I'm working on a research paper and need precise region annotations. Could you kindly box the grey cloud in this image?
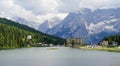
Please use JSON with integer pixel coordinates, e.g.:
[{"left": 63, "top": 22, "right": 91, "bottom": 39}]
[
  {"left": 13, "top": 0, "right": 120, "bottom": 14},
  {"left": 79, "top": 0, "right": 120, "bottom": 10},
  {"left": 56, "top": 0, "right": 81, "bottom": 13},
  {"left": 1, "top": 0, "right": 120, "bottom": 24},
  {"left": 14, "top": 0, "right": 58, "bottom": 15}
]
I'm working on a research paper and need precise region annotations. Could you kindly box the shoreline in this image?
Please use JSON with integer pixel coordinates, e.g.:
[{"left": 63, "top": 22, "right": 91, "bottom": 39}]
[
  {"left": 80, "top": 46, "right": 120, "bottom": 52},
  {"left": 1, "top": 46, "right": 120, "bottom": 52},
  {"left": 0, "top": 46, "right": 32, "bottom": 50}
]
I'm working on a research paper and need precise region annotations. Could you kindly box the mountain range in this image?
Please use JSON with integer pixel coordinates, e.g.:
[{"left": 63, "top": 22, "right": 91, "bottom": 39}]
[
  {"left": 46, "top": 8, "right": 120, "bottom": 44},
  {"left": 10, "top": 8, "right": 120, "bottom": 44}
]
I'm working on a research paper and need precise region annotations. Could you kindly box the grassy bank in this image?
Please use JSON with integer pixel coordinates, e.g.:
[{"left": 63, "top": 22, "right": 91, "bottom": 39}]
[
  {"left": 0, "top": 48, "right": 16, "bottom": 50},
  {"left": 80, "top": 46, "right": 120, "bottom": 52},
  {"left": 0, "top": 46, "right": 32, "bottom": 50}
]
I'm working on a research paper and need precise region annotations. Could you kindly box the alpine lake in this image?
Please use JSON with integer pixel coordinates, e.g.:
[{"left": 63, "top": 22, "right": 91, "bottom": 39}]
[{"left": 0, "top": 47, "right": 120, "bottom": 66}]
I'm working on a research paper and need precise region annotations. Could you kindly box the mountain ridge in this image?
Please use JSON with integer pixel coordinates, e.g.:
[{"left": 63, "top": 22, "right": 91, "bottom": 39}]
[{"left": 46, "top": 8, "right": 120, "bottom": 44}]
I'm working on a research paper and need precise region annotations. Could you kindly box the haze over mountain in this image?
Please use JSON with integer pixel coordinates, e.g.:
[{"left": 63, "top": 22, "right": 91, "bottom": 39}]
[{"left": 12, "top": 17, "right": 40, "bottom": 30}]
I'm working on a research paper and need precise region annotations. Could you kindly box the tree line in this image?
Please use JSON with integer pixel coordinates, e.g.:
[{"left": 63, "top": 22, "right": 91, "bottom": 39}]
[{"left": 102, "top": 34, "right": 120, "bottom": 45}]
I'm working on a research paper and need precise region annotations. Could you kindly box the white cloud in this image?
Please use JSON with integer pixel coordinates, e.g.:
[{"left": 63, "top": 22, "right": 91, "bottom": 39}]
[
  {"left": 14, "top": 0, "right": 59, "bottom": 15},
  {"left": 0, "top": 0, "right": 67, "bottom": 24},
  {"left": 79, "top": 0, "right": 120, "bottom": 10},
  {"left": 0, "top": 0, "right": 42, "bottom": 23},
  {"left": 0, "top": 0, "right": 120, "bottom": 24},
  {"left": 34, "top": 13, "right": 67, "bottom": 23},
  {"left": 56, "top": 0, "right": 81, "bottom": 13}
]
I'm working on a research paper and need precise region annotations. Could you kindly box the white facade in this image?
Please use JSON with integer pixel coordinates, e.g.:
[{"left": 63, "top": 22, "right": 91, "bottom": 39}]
[{"left": 27, "top": 35, "right": 32, "bottom": 39}]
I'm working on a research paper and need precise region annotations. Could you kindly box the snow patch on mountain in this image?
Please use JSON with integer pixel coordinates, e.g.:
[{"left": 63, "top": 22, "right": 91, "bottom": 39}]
[
  {"left": 88, "top": 19, "right": 118, "bottom": 34},
  {"left": 46, "top": 8, "right": 120, "bottom": 43}
]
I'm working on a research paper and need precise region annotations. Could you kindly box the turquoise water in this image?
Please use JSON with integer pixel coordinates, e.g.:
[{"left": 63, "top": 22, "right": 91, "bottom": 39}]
[{"left": 0, "top": 47, "right": 120, "bottom": 66}]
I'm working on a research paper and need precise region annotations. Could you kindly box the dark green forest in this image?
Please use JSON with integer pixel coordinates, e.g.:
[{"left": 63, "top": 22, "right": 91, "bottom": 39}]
[
  {"left": 102, "top": 34, "right": 120, "bottom": 45},
  {"left": 0, "top": 18, "right": 65, "bottom": 49}
]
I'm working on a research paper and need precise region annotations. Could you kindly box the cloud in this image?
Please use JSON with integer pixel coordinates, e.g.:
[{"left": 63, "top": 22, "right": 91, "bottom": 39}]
[
  {"left": 12, "top": 0, "right": 120, "bottom": 14},
  {"left": 0, "top": 0, "right": 41, "bottom": 23},
  {"left": 14, "top": 0, "right": 59, "bottom": 15},
  {"left": 0, "top": 0, "right": 120, "bottom": 24},
  {"left": 79, "top": 0, "right": 120, "bottom": 10},
  {"left": 56, "top": 0, "right": 81, "bottom": 13},
  {"left": 14, "top": 0, "right": 81, "bottom": 13},
  {"left": 0, "top": 0, "right": 67, "bottom": 24}
]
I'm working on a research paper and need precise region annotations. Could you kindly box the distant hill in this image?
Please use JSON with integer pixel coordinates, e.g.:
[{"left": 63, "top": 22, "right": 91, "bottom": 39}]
[{"left": 0, "top": 18, "right": 65, "bottom": 49}]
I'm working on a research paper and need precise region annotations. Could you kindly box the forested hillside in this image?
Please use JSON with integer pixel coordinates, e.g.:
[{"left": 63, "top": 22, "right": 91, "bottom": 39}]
[
  {"left": 102, "top": 34, "right": 120, "bottom": 44},
  {"left": 0, "top": 18, "right": 65, "bottom": 49}
]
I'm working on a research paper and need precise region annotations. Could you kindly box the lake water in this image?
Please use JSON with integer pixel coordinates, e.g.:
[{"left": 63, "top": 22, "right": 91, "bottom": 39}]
[{"left": 0, "top": 47, "right": 120, "bottom": 66}]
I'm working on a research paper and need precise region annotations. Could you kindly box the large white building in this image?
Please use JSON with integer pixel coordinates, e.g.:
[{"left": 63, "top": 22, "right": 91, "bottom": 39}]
[{"left": 65, "top": 38, "right": 83, "bottom": 47}]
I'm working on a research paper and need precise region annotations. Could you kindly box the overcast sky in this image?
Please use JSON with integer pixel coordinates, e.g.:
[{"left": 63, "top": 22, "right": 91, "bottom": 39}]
[{"left": 0, "top": 0, "right": 120, "bottom": 24}]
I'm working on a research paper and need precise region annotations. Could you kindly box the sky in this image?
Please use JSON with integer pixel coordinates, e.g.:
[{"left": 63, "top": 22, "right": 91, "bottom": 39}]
[{"left": 0, "top": 0, "right": 120, "bottom": 24}]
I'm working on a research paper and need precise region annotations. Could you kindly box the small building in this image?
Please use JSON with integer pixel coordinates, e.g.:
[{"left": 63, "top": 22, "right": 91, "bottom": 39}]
[
  {"left": 65, "top": 38, "right": 83, "bottom": 47},
  {"left": 101, "top": 40, "right": 108, "bottom": 47},
  {"left": 27, "top": 35, "right": 32, "bottom": 40},
  {"left": 49, "top": 44, "right": 53, "bottom": 47},
  {"left": 27, "top": 35, "right": 32, "bottom": 45},
  {"left": 112, "top": 41, "right": 118, "bottom": 46},
  {"left": 101, "top": 40, "right": 118, "bottom": 47}
]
